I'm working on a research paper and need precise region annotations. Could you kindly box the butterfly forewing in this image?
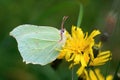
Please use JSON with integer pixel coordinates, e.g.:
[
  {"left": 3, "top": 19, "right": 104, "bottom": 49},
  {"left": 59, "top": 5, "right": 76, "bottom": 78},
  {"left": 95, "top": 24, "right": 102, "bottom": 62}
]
[{"left": 10, "top": 24, "right": 65, "bottom": 65}]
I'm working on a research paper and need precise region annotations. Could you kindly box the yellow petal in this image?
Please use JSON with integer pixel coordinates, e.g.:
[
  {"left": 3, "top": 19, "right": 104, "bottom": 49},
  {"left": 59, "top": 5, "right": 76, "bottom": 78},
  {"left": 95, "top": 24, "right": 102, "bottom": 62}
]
[
  {"left": 89, "top": 30, "right": 101, "bottom": 38},
  {"left": 77, "top": 66, "right": 85, "bottom": 76},
  {"left": 81, "top": 54, "right": 87, "bottom": 66},
  {"left": 106, "top": 75, "right": 113, "bottom": 80},
  {"left": 89, "top": 69, "right": 104, "bottom": 80},
  {"left": 98, "top": 51, "right": 111, "bottom": 57},
  {"left": 89, "top": 69, "right": 98, "bottom": 80},
  {"left": 74, "top": 54, "right": 81, "bottom": 64}
]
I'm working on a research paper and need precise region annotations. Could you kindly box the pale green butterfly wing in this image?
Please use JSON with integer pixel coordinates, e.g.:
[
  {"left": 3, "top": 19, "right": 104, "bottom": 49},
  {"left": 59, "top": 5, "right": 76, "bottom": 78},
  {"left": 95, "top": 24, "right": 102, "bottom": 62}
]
[{"left": 10, "top": 24, "right": 66, "bottom": 65}]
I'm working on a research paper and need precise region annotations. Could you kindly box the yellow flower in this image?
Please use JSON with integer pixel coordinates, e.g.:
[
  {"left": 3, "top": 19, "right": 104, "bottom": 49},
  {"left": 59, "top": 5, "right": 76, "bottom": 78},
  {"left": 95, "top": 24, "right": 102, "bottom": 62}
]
[
  {"left": 58, "top": 25, "right": 112, "bottom": 78},
  {"left": 90, "top": 50, "right": 111, "bottom": 66},
  {"left": 90, "top": 42, "right": 112, "bottom": 66},
  {"left": 78, "top": 68, "right": 113, "bottom": 80},
  {"left": 58, "top": 25, "right": 100, "bottom": 67},
  {"left": 77, "top": 42, "right": 111, "bottom": 76}
]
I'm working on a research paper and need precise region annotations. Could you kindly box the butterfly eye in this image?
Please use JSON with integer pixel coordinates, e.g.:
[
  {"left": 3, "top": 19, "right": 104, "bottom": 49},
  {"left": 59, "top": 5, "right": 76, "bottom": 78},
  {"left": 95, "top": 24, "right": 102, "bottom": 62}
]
[{"left": 61, "top": 29, "right": 64, "bottom": 33}]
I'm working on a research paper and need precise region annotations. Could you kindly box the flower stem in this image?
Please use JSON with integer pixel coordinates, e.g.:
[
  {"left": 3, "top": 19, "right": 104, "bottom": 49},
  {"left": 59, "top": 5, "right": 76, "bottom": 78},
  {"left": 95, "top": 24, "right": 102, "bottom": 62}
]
[
  {"left": 77, "top": 4, "right": 83, "bottom": 27},
  {"left": 72, "top": 67, "right": 74, "bottom": 80}
]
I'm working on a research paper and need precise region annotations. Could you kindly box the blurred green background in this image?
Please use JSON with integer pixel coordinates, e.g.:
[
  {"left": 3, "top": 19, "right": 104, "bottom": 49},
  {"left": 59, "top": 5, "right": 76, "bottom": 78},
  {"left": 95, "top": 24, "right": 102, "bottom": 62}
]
[{"left": 0, "top": 0, "right": 120, "bottom": 80}]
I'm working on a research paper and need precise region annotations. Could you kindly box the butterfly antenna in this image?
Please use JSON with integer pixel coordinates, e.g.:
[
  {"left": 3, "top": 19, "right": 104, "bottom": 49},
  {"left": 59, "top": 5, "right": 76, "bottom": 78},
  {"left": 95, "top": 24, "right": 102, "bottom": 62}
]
[
  {"left": 60, "top": 16, "right": 68, "bottom": 41},
  {"left": 61, "top": 16, "right": 68, "bottom": 30}
]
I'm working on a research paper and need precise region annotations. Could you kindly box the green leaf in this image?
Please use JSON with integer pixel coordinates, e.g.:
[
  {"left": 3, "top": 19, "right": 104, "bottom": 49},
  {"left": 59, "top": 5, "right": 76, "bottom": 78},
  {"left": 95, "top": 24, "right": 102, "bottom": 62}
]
[{"left": 10, "top": 24, "right": 65, "bottom": 65}]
